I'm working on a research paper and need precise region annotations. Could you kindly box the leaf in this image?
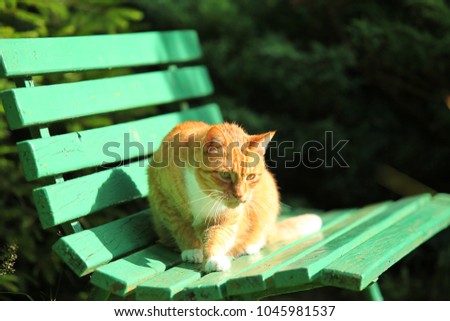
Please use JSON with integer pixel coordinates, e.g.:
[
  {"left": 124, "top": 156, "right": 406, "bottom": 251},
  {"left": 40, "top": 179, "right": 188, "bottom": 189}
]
[
  {"left": 0, "top": 26, "right": 16, "bottom": 38},
  {"left": 0, "top": 0, "right": 17, "bottom": 11},
  {"left": 114, "top": 7, "right": 144, "bottom": 21},
  {"left": 0, "top": 146, "right": 17, "bottom": 155},
  {"left": 0, "top": 275, "right": 20, "bottom": 292},
  {"left": 14, "top": 8, "right": 46, "bottom": 27},
  {"left": 54, "top": 24, "right": 76, "bottom": 36}
]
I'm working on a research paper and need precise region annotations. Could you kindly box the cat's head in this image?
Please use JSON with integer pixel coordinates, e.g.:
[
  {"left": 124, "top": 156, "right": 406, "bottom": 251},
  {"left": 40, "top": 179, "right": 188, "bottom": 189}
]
[{"left": 194, "top": 122, "right": 275, "bottom": 208}]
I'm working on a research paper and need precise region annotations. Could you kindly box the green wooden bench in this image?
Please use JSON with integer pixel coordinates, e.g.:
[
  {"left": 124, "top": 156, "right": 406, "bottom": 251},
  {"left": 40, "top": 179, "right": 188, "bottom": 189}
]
[{"left": 1, "top": 30, "right": 449, "bottom": 301}]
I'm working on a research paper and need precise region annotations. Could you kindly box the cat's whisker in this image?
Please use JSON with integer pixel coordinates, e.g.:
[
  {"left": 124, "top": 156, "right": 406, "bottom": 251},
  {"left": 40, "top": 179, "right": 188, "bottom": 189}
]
[
  {"left": 218, "top": 196, "right": 227, "bottom": 221},
  {"left": 249, "top": 201, "right": 265, "bottom": 222},
  {"left": 207, "top": 195, "right": 224, "bottom": 227},
  {"left": 247, "top": 202, "right": 256, "bottom": 218},
  {"left": 201, "top": 189, "right": 225, "bottom": 193},
  {"left": 201, "top": 189, "right": 226, "bottom": 201},
  {"left": 187, "top": 193, "right": 221, "bottom": 206},
  {"left": 164, "top": 177, "right": 224, "bottom": 197},
  {"left": 250, "top": 198, "right": 272, "bottom": 217},
  {"left": 204, "top": 196, "right": 218, "bottom": 226},
  {"left": 199, "top": 196, "right": 220, "bottom": 223},
  {"left": 213, "top": 196, "right": 226, "bottom": 226},
  {"left": 248, "top": 202, "right": 261, "bottom": 221},
  {"left": 212, "top": 196, "right": 225, "bottom": 225},
  {"left": 177, "top": 190, "right": 223, "bottom": 209}
]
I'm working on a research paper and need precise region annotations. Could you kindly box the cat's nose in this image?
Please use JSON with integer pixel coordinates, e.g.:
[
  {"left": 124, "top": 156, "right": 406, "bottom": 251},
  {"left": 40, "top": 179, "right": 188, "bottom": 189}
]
[{"left": 233, "top": 191, "right": 246, "bottom": 202}]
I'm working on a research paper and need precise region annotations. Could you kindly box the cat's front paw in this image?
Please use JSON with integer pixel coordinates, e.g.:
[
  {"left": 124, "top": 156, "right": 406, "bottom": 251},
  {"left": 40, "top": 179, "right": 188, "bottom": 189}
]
[
  {"left": 244, "top": 239, "right": 266, "bottom": 255},
  {"left": 244, "top": 244, "right": 263, "bottom": 255},
  {"left": 204, "top": 255, "right": 231, "bottom": 273},
  {"left": 181, "top": 249, "right": 203, "bottom": 263}
]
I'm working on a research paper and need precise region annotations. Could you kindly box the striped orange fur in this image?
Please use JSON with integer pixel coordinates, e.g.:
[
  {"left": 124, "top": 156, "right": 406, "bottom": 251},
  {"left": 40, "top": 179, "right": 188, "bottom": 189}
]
[{"left": 148, "top": 121, "right": 322, "bottom": 272}]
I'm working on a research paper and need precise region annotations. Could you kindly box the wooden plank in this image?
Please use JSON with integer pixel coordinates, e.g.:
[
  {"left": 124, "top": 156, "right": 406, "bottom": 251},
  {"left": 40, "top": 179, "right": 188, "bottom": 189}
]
[
  {"left": 0, "top": 30, "right": 201, "bottom": 77},
  {"left": 434, "top": 193, "right": 450, "bottom": 205},
  {"left": 2, "top": 66, "right": 213, "bottom": 130},
  {"left": 90, "top": 244, "right": 181, "bottom": 296},
  {"left": 271, "top": 194, "right": 431, "bottom": 291},
  {"left": 53, "top": 210, "right": 155, "bottom": 277},
  {"left": 182, "top": 207, "right": 365, "bottom": 300},
  {"left": 120, "top": 209, "right": 346, "bottom": 301},
  {"left": 319, "top": 196, "right": 450, "bottom": 291},
  {"left": 33, "top": 160, "right": 148, "bottom": 229},
  {"left": 18, "top": 104, "right": 223, "bottom": 181},
  {"left": 223, "top": 199, "right": 405, "bottom": 297},
  {"left": 136, "top": 264, "right": 202, "bottom": 300}
]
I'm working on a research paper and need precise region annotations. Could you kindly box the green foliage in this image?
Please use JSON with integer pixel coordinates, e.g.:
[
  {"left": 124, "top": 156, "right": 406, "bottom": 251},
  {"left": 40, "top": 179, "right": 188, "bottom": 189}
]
[
  {"left": 0, "top": 0, "right": 143, "bottom": 37},
  {"left": 0, "top": 243, "right": 19, "bottom": 297},
  {"left": 0, "top": 0, "right": 144, "bottom": 300},
  {"left": 0, "top": 242, "right": 18, "bottom": 275}
]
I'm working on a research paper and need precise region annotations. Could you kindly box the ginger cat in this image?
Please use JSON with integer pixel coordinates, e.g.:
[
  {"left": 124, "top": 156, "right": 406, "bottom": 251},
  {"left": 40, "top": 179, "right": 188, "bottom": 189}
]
[{"left": 148, "top": 121, "right": 322, "bottom": 273}]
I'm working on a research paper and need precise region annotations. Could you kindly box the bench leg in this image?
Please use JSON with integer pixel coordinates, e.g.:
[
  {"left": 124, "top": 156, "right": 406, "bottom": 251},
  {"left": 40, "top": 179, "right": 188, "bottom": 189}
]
[
  {"left": 364, "top": 281, "right": 384, "bottom": 301},
  {"left": 89, "top": 286, "right": 111, "bottom": 301}
]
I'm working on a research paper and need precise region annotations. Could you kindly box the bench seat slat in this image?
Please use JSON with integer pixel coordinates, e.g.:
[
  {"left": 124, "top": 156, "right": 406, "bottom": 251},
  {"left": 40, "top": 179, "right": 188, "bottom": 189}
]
[
  {"left": 2, "top": 66, "right": 213, "bottom": 130},
  {"left": 96, "top": 207, "right": 356, "bottom": 299},
  {"left": 53, "top": 210, "right": 154, "bottom": 277},
  {"left": 0, "top": 30, "right": 201, "bottom": 77},
  {"left": 271, "top": 194, "right": 432, "bottom": 291},
  {"left": 18, "top": 104, "right": 222, "bottom": 180},
  {"left": 81, "top": 194, "right": 446, "bottom": 300},
  {"left": 182, "top": 206, "right": 366, "bottom": 300},
  {"left": 90, "top": 244, "right": 181, "bottom": 296},
  {"left": 33, "top": 160, "right": 148, "bottom": 229},
  {"left": 223, "top": 199, "right": 405, "bottom": 298},
  {"left": 319, "top": 196, "right": 450, "bottom": 291},
  {"left": 136, "top": 264, "right": 202, "bottom": 301}
]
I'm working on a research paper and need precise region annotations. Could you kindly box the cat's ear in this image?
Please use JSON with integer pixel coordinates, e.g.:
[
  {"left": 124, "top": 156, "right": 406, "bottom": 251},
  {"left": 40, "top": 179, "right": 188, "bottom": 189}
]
[
  {"left": 205, "top": 126, "right": 227, "bottom": 154},
  {"left": 248, "top": 131, "right": 276, "bottom": 155}
]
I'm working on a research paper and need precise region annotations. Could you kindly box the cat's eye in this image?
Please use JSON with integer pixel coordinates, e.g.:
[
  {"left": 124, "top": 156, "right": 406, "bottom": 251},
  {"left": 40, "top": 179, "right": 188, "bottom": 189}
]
[
  {"left": 246, "top": 174, "right": 256, "bottom": 181},
  {"left": 218, "top": 171, "right": 232, "bottom": 181}
]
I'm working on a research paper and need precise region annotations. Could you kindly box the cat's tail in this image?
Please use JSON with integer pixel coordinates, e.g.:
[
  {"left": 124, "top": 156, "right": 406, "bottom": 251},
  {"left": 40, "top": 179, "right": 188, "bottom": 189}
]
[{"left": 267, "top": 214, "right": 323, "bottom": 244}]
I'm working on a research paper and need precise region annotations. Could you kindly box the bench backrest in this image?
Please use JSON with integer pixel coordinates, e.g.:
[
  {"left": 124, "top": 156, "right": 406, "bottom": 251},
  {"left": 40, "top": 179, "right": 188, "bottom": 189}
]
[{"left": 0, "top": 31, "right": 222, "bottom": 237}]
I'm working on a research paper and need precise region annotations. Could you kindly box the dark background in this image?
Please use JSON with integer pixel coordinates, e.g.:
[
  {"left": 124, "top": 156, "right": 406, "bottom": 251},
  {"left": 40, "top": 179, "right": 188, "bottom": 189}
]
[{"left": 1, "top": 0, "right": 449, "bottom": 300}]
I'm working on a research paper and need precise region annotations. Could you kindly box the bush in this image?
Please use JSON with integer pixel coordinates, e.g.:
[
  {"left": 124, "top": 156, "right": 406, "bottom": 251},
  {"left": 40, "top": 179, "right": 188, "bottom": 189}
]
[{"left": 0, "top": 0, "right": 144, "bottom": 300}]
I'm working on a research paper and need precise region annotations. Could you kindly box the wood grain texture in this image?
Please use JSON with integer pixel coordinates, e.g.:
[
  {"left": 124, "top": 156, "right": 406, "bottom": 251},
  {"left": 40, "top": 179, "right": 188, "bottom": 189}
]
[
  {"left": 319, "top": 196, "right": 450, "bottom": 290},
  {"left": 0, "top": 30, "right": 201, "bottom": 77},
  {"left": 88, "top": 210, "right": 341, "bottom": 299},
  {"left": 70, "top": 194, "right": 449, "bottom": 300},
  {"left": 53, "top": 210, "right": 155, "bottom": 277},
  {"left": 183, "top": 207, "right": 362, "bottom": 300},
  {"left": 18, "top": 104, "right": 222, "bottom": 180},
  {"left": 2, "top": 66, "right": 213, "bottom": 129},
  {"left": 90, "top": 244, "right": 181, "bottom": 296},
  {"left": 136, "top": 264, "right": 202, "bottom": 300},
  {"left": 272, "top": 194, "right": 431, "bottom": 290},
  {"left": 222, "top": 201, "right": 394, "bottom": 297},
  {"left": 33, "top": 160, "right": 148, "bottom": 229}
]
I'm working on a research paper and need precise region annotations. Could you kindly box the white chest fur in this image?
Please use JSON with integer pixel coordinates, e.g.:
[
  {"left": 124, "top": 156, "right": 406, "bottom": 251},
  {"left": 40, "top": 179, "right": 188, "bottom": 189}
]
[{"left": 184, "top": 169, "right": 228, "bottom": 226}]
